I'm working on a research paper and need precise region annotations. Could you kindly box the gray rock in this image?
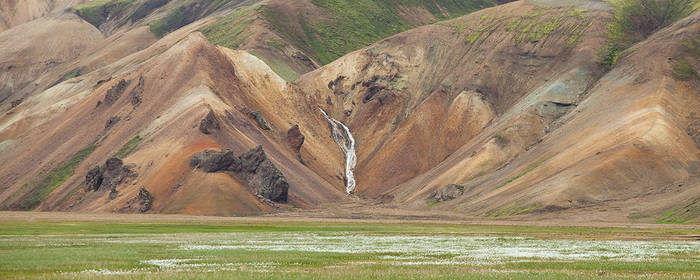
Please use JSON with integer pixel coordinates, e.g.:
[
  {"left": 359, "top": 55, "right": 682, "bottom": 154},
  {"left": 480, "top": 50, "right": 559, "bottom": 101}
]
[
  {"left": 190, "top": 146, "right": 289, "bottom": 203},
  {"left": 104, "top": 79, "right": 129, "bottom": 105},
  {"left": 85, "top": 158, "right": 137, "bottom": 192},
  {"left": 286, "top": 124, "right": 305, "bottom": 153},
  {"left": 199, "top": 110, "right": 220, "bottom": 134},
  {"left": 248, "top": 111, "right": 271, "bottom": 130},
  {"left": 428, "top": 184, "right": 465, "bottom": 202},
  {"left": 189, "top": 149, "right": 235, "bottom": 172},
  {"left": 138, "top": 186, "right": 153, "bottom": 212},
  {"left": 130, "top": 76, "right": 144, "bottom": 106},
  {"left": 238, "top": 146, "right": 288, "bottom": 203},
  {"left": 85, "top": 166, "right": 103, "bottom": 192},
  {"left": 105, "top": 116, "right": 120, "bottom": 129}
]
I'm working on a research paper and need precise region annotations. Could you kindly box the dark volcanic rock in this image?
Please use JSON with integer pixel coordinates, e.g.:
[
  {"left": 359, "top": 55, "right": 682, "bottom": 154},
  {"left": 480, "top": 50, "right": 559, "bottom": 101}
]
[
  {"left": 85, "top": 166, "right": 104, "bottom": 192},
  {"left": 105, "top": 116, "right": 120, "bottom": 129},
  {"left": 130, "top": 76, "right": 144, "bottom": 106},
  {"left": 248, "top": 111, "right": 271, "bottom": 130},
  {"left": 102, "top": 158, "right": 137, "bottom": 191},
  {"left": 190, "top": 146, "right": 289, "bottom": 203},
  {"left": 199, "top": 110, "right": 221, "bottom": 134},
  {"left": 85, "top": 158, "right": 138, "bottom": 193},
  {"left": 104, "top": 79, "right": 129, "bottom": 105},
  {"left": 108, "top": 187, "right": 118, "bottom": 200},
  {"left": 189, "top": 149, "right": 235, "bottom": 172},
  {"left": 428, "top": 184, "right": 465, "bottom": 202},
  {"left": 119, "top": 186, "right": 154, "bottom": 213},
  {"left": 238, "top": 146, "right": 288, "bottom": 203},
  {"left": 138, "top": 186, "right": 153, "bottom": 212},
  {"left": 10, "top": 98, "right": 23, "bottom": 108},
  {"left": 286, "top": 125, "right": 305, "bottom": 153}
]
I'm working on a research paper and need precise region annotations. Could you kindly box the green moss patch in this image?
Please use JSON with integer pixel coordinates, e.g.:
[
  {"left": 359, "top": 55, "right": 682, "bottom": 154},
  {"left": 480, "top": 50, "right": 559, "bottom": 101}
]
[
  {"left": 656, "top": 198, "right": 700, "bottom": 224},
  {"left": 9, "top": 145, "right": 97, "bottom": 210},
  {"left": 494, "top": 163, "right": 540, "bottom": 190},
  {"left": 263, "top": 0, "right": 499, "bottom": 65},
  {"left": 671, "top": 59, "right": 698, "bottom": 80},
  {"left": 128, "top": 0, "right": 169, "bottom": 22},
  {"left": 199, "top": 3, "right": 261, "bottom": 49},
  {"left": 150, "top": 0, "right": 236, "bottom": 37},
  {"left": 113, "top": 136, "right": 143, "bottom": 159},
  {"left": 489, "top": 203, "right": 541, "bottom": 217},
  {"left": 601, "top": 0, "right": 699, "bottom": 70},
  {"left": 74, "top": 0, "right": 136, "bottom": 28}
]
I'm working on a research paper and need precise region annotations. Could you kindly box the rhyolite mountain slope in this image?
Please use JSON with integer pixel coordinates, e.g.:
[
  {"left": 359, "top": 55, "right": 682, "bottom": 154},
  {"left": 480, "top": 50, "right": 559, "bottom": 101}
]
[{"left": 0, "top": 0, "right": 698, "bottom": 223}]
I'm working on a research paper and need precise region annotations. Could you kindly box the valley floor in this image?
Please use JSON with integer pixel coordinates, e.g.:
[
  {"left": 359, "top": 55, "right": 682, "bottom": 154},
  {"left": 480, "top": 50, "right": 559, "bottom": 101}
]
[{"left": 0, "top": 212, "right": 698, "bottom": 279}]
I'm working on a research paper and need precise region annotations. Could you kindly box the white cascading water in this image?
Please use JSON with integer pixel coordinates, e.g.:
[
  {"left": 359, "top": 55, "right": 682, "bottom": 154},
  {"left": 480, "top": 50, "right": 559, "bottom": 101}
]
[{"left": 319, "top": 108, "right": 357, "bottom": 194}]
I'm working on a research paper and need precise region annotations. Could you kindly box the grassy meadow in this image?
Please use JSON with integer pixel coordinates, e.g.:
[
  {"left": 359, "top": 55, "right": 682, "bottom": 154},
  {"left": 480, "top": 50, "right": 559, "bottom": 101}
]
[{"left": 0, "top": 214, "right": 698, "bottom": 279}]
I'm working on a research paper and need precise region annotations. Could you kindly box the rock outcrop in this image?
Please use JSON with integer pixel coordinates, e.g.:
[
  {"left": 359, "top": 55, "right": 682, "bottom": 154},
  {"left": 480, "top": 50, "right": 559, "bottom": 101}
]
[
  {"left": 286, "top": 124, "right": 305, "bottom": 153},
  {"left": 85, "top": 166, "right": 104, "bottom": 192},
  {"left": 191, "top": 146, "right": 289, "bottom": 203},
  {"left": 105, "top": 116, "right": 120, "bottom": 130},
  {"left": 199, "top": 110, "right": 221, "bottom": 134},
  {"left": 103, "top": 79, "right": 129, "bottom": 105},
  {"left": 137, "top": 186, "right": 153, "bottom": 212},
  {"left": 85, "top": 158, "right": 138, "bottom": 193},
  {"left": 189, "top": 149, "right": 237, "bottom": 172},
  {"left": 119, "top": 186, "right": 153, "bottom": 213},
  {"left": 248, "top": 111, "right": 271, "bottom": 131},
  {"left": 428, "top": 184, "right": 465, "bottom": 202},
  {"left": 130, "top": 76, "right": 144, "bottom": 106}
]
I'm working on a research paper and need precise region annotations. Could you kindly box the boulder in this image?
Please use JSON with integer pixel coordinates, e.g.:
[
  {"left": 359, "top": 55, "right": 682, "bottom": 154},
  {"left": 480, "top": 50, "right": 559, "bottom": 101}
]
[
  {"left": 138, "top": 186, "right": 153, "bottom": 212},
  {"left": 190, "top": 146, "right": 289, "bottom": 203},
  {"left": 105, "top": 116, "right": 120, "bottom": 129},
  {"left": 428, "top": 184, "right": 465, "bottom": 202},
  {"left": 286, "top": 124, "right": 305, "bottom": 153},
  {"left": 85, "top": 158, "right": 138, "bottom": 192},
  {"left": 85, "top": 166, "right": 103, "bottom": 192},
  {"left": 238, "top": 146, "right": 288, "bottom": 203},
  {"left": 199, "top": 110, "right": 220, "bottom": 134},
  {"left": 130, "top": 76, "right": 144, "bottom": 106},
  {"left": 104, "top": 79, "right": 129, "bottom": 105},
  {"left": 189, "top": 149, "right": 235, "bottom": 172},
  {"left": 248, "top": 111, "right": 271, "bottom": 130}
]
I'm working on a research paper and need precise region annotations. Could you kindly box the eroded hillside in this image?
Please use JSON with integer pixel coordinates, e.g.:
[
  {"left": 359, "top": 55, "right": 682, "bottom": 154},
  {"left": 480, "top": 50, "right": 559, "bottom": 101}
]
[{"left": 0, "top": 0, "right": 698, "bottom": 223}]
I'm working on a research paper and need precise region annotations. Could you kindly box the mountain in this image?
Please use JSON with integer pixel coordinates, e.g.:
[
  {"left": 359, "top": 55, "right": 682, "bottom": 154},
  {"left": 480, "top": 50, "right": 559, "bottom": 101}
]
[{"left": 0, "top": 0, "right": 698, "bottom": 223}]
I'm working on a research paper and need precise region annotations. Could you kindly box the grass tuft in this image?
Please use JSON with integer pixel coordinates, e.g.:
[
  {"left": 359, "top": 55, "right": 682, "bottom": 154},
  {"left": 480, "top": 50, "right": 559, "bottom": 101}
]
[{"left": 113, "top": 136, "right": 143, "bottom": 159}]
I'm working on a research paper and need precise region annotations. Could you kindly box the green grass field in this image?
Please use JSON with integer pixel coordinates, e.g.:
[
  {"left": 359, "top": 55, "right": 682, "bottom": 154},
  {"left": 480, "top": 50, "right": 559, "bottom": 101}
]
[{"left": 0, "top": 216, "right": 698, "bottom": 279}]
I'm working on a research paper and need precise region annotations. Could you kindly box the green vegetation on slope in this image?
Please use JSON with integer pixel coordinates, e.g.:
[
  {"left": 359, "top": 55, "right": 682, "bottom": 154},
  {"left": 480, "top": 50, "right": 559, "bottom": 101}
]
[
  {"left": 600, "top": 0, "right": 699, "bottom": 69},
  {"left": 671, "top": 31, "right": 700, "bottom": 80},
  {"left": 488, "top": 203, "right": 541, "bottom": 217},
  {"left": 112, "top": 135, "right": 143, "bottom": 159},
  {"left": 657, "top": 198, "right": 700, "bottom": 224},
  {"left": 200, "top": 3, "right": 260, "bottom": 49},
  {"left": 5, "top": 145, "right": 96, "bottom": 210},
  {"left": 128, "top": 0, "right": 169, "bottom": 22},
  {"left": 149, "top": 0, "right": 237, "bottom": 37},
  {"left": 672, "top": 58, "right": 698, "bottom": 80},
  {"left": 494, "top": 163, "right": 540, "bottom": 190},
  {"left": 74, "top": 0, "right": 136, "bottom": 28},
  {"left": 263, "top": 0, "right": 500, "bottom": 65},
  {"left": 49, "top": 67, "right": 85, "bottom": 88}
]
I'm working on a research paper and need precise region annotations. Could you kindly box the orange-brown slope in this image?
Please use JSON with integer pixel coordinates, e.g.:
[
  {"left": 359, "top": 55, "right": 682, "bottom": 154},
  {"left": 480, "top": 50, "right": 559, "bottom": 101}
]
[
  {"left": 0, "top": 32, "right": 345, "bottom": 215},
  {"left": 297, "top": 0, "right": 612, "bottom": 197},
  {"left": 389, "top": 10, "right": 700, "bottom": 223}
]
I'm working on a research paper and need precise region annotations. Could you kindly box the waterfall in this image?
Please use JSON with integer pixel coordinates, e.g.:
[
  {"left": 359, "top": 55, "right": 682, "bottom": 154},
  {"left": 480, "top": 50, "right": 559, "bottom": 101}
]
[{"left": 319, "top": 108, "right": 357, "bottom": 194}]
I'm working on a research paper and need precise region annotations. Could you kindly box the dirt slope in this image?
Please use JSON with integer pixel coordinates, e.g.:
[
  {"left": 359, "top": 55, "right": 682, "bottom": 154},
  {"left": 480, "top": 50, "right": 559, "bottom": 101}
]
[{"left": 0, "top": 0, "right": 697, "bottom": 222}]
